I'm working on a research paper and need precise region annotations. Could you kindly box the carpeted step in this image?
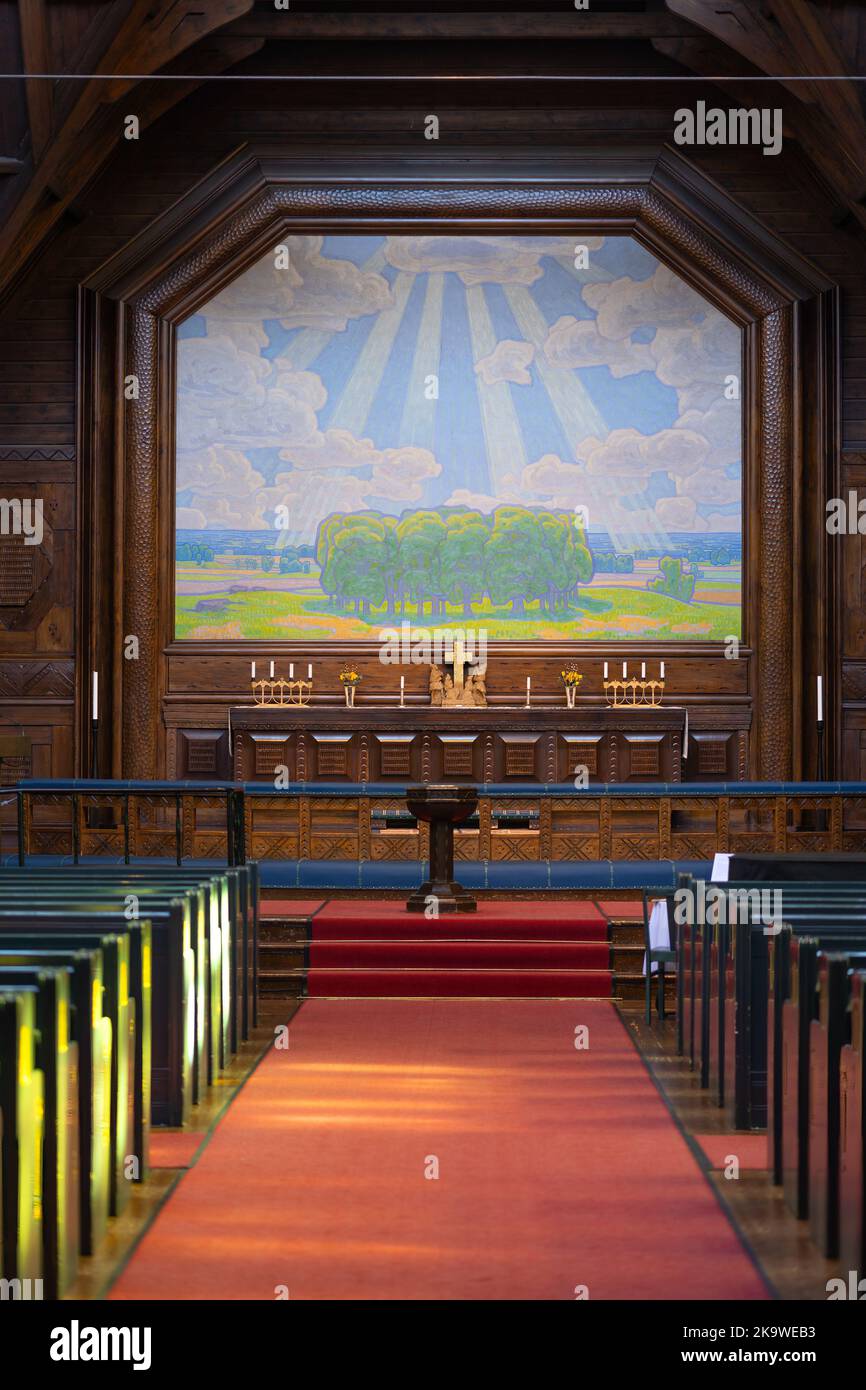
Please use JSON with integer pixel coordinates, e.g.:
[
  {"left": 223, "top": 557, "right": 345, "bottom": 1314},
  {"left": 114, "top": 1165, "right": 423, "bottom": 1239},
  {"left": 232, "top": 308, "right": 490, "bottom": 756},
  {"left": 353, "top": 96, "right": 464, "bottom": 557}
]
[
  {"left": 310, "top": 900, "right": 607, "bottom": 941},
  {"left": 306, "top": 967, "right": 613, "bottom": 998},
  {"left": 309, "top": 939, "right": 610, "bottom": 970},
  {"left": 260, "top": 899, "right": 325, "bottom": 918}
]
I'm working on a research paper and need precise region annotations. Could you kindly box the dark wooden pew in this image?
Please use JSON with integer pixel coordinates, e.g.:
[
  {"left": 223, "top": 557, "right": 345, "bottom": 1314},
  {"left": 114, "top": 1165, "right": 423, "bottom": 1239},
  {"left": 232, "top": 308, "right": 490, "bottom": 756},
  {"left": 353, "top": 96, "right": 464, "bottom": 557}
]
[
  {"left": 808, "top": 950, "right": 866, "bottom": 1256},
  {"left": 782, "top": 937, "right": 866, "bottom": 1219},
  {"left": 678, "top": 873, "right": 866, "bottom": 1127},
  {"left": 0, "top": 968, "right": 79, "bottom": 1298},
  {"left": 840, "top": 968, "right": 866, "bottom": 1278},
  {"left": 0, "top": 990, "right": 43, "bottom": 1283},
  {"left": 1, "top": 861, "right": 257, "bottom": 1058},
  {"left": 766, "top": 926, "right": 866, "bottom": 1186},
  {"left": 0, "top": 883, "right": 208, "bottom": 1100},
  {"left": 0, "top": 944, "right": 110, "bottom": 1256},
  {"left": 0, "top": 906, "right": 182, "bottom": 1131},
  {"left": 0, "top": 920, "right": 140, "bottom": 1215}
]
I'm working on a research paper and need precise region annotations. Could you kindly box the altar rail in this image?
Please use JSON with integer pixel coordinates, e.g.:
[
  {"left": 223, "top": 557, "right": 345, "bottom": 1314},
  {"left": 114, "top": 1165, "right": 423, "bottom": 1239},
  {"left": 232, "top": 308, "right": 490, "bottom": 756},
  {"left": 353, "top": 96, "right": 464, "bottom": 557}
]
[{"left": 5, "top": 780, "right": 866, "bottom": 866}]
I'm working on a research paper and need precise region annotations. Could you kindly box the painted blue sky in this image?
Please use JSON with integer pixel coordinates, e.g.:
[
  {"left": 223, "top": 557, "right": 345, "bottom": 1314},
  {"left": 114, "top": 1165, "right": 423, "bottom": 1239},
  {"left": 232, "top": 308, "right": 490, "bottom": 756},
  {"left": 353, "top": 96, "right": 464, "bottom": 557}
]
[{"left": 175, "top": 234, "right": 742, "bottom": 549}]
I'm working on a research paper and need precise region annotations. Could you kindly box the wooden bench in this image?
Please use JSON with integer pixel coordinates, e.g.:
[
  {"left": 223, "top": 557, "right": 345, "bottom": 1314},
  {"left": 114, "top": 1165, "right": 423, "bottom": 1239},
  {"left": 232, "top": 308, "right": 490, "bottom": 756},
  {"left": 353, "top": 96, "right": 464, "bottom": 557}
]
[
  {"left": 0, "top": 943, "right": 110, "bottom": 1257},
  {"left": 0, "top": 967, "right": 79, "bottom": 1298},
  {"left": 0, "top": 991, "right": 43, "bottom": 1284},
  {"left": 840, "top": 968, "right": 866, "bottom": 1278},
  {"left": 808, "top": 950, "right": 866, "bottom": 1257}
]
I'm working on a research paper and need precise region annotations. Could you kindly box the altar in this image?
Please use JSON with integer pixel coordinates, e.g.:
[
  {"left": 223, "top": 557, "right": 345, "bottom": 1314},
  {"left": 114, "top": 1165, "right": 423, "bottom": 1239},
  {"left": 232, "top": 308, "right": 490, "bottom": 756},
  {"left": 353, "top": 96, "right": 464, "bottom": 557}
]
[{"left": 229, "top": 704, "right": 689, "bottom": 784}]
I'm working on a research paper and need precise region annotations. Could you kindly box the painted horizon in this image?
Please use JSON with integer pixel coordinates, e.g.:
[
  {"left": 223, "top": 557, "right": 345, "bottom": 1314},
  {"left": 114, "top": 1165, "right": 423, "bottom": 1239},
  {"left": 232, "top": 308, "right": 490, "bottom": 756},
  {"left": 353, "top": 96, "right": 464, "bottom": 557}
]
[{"left": 174, "top": 233, "right": 742, "bottom": 642}]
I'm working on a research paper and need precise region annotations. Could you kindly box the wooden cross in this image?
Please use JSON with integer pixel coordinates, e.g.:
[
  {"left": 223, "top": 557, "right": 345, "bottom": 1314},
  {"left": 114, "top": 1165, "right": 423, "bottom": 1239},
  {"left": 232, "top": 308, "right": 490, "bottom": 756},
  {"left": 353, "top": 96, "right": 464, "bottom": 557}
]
[{"left": 450, "top": 638, "right": 466, "bottom": 695}]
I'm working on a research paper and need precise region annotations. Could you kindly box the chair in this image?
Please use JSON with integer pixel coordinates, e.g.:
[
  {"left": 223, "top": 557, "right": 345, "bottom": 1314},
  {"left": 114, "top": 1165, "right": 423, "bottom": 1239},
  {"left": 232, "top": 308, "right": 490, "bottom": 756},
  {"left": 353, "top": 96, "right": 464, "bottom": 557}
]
[{"left": 642, "top": 888, "right": 676, "bottom": 1024}]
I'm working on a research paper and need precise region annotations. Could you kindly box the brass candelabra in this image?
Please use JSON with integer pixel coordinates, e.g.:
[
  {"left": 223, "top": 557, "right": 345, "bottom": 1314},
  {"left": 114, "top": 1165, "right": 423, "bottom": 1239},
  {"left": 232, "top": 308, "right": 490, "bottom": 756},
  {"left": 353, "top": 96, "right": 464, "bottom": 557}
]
[
  {"left": 603, "top": 677, "right": 665, "bottom": 709},
  {"left": 252, "top": 677, "right": 312, "bottom": 707}
]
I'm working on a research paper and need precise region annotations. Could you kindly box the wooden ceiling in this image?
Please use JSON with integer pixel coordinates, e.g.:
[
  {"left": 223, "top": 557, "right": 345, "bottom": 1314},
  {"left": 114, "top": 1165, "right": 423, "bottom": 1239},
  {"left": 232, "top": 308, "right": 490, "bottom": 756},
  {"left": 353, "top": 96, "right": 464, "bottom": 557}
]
[{"left": 0, "top": 0, "right": 864, "bottom": 299}]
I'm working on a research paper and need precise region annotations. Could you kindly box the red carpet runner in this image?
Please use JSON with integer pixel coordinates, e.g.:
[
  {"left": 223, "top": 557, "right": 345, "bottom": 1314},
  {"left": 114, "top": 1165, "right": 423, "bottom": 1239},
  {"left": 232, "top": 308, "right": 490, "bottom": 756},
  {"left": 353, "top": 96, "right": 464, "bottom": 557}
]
[
  {"left": 110, "top": 1001, "right": 769, "bottom": 1301},
  {"left": 288, "top": 900, "right": 612, "bottom": 997}
]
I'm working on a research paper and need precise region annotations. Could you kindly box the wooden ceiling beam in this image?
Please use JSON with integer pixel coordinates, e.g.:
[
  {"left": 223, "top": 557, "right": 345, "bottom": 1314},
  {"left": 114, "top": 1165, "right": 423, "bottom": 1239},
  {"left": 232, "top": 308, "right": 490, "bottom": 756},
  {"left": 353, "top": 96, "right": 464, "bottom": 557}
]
[
  {"left": 661, "top": 0, "right": 866, "bottom": 235},
  {"left": 0, "top": 0, "right": 256, "bottom": 302},
  {"left": 226, "top": 11, "right": 705, "bottom": 42},
  {"left": 17, "top": 0, "right": 52, "bottom": 163}
]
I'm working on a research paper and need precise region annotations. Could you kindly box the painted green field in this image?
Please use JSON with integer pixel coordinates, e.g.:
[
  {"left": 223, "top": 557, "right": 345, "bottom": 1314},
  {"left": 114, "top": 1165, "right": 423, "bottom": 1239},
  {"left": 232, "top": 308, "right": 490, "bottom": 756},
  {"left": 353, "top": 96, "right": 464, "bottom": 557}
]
[{"left": 176, "top": 585, "right": 741, "bottom": 642}]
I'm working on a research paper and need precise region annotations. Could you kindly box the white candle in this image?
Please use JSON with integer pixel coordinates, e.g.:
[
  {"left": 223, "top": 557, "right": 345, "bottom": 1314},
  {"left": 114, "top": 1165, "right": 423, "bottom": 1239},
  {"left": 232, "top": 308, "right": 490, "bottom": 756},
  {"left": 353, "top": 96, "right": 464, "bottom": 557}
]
[
  {"left": 307, "top": 664, "right": 313, "bottom": 680},
  {"left": 660, "top": 661, "right": 665, "bottom": 679},
  {"left": 641, "top": 662, "right": 646, "bottom": 678},
  {"left": 92, "top": 671, "right": 98, "bottom": 721},
  {"left": 527, "top": 676, "right": 531, "bottom": 693},
  {"left": 289, "top": 663, "right": 294, "bottom": 678},
  {"left": 603, "top": 662, "right": 608, "bottom": 679},
  {"left": 400, "top": 675, "right": 405, "bottom": 692},
  {"left": 269, "top": 661, "right": 275, "bottom": 678},
  {"left": 817, "top": 675, "right": 823, "bottom": 722},
  {"left": 622, "top": 662, "right": 627, "bottom": 679}
]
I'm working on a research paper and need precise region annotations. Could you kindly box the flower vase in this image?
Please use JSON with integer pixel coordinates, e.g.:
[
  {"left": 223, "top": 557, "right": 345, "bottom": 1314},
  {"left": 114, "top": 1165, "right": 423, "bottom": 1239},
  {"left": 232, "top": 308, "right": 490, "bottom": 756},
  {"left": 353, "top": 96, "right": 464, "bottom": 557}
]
[
  {"left": 345, "top": 685, "right": 355, "bottom": 708},
  {"left": 565, "top": 684, "right": 577, "bottom": 709}
]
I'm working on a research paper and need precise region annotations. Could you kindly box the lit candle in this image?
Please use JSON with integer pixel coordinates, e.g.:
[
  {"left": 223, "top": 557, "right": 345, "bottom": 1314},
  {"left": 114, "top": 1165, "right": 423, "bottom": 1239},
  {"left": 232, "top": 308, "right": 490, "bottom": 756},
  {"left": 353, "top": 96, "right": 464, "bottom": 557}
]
[
  {"left": 603, "top": 662, "right": 608, "bottom": 679},
  {"left": 400, "top": 675, "right": 405, "bottom": 703},
  {"left": 307, "top": 664, "right": 313, "bottom": 680},
  {"left": 92, "top": 671, "right": 98, "bottom": 721},
  {"left": 660, "top": 661, "right": 665, "bottom": 679},
  {"left": 641, "top": 662, "right": 646, "bottom": 679},
  {"left": 622, "top": 662, "right": 627, "bottom": 679},
  {"left": 527, "top": 676, "right": 531, "bottom": 699},
  {"left": 817, "top": 675, "right": 823, "bottom": 722},
  {"left": 269, "top": 661, "right": 275, "bottom": 678},
  {"left": 251, "top": 661, "right": 256, "bottom": 679},
  {"left": 289, "top": 663, "right": 294, "bottom": 678}
]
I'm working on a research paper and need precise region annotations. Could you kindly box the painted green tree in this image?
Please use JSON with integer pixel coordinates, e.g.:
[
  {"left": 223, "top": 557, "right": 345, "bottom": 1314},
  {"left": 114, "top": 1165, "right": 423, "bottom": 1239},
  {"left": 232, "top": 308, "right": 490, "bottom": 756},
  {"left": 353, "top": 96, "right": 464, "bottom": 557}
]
[{"left": 648, "top": 556, "right": 695, "bottom": 603}]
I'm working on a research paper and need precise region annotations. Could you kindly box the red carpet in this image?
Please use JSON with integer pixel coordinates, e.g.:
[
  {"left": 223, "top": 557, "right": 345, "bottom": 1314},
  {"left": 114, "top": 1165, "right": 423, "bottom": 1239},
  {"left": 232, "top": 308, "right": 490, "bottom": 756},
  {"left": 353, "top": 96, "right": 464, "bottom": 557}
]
[
  {"left": 312, "top": 901, "right": 605, "bottom": 936},
  {"left": 304, "top": 901, "right": 612, "bottom": 997},
  {"left": 110, "top": 1001, "right": 769, "bottom": 1301}
]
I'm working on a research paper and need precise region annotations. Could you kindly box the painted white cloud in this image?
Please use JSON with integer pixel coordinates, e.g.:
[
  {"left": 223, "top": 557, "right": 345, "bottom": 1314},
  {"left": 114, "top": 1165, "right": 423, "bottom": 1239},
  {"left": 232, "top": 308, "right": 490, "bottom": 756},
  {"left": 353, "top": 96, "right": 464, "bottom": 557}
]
[
  {"left": 679, "top": 468, "right": 741, "bottom": 508},
  {"left": 384, "top": 235, "right": 604, "bottom": 287},
  {"left": 177, "top": 333, "right": 325, "bottom": 452},
  {"left": 177, "top": 446, "right": 266, "bottom": 500},
  {"left": 277, "top": 431, "right": 441, "bottom": 504},
  {"left": 442, "top": 485, "right": 523, "bottom": 512},
  {"left": 475, "top": 339, "right": 535, "bottom": 386},
  {"left": 203, "top": 235, "right": 392, "bottom": 331},
  {"left": 655, "top": 495, "right": 698, "bottom": 529},
  {"left": 544, "top": 315, "right": 655, "bottom": 378},
  {"left": 582, "top": 263, "right": 706, "bottom": 340},
  {"left": 176, "top": 505, "right": 207, "bottom": 530}
]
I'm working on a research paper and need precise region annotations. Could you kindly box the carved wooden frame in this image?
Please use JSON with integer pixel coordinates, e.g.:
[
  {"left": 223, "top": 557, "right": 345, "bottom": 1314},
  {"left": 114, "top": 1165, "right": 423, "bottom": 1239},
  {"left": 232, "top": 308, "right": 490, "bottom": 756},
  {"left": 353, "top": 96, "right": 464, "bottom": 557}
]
[{"left": 80, "top": 148, "right": 837, "bottom": 780}]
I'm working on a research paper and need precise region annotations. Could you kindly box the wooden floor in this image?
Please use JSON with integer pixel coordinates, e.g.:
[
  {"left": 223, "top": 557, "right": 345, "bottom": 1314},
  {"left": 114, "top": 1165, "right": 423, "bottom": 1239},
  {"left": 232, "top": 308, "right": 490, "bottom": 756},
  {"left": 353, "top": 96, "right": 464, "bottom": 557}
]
[{"left": 619, "top": 1005, "right": 845, "bottom": 1301}]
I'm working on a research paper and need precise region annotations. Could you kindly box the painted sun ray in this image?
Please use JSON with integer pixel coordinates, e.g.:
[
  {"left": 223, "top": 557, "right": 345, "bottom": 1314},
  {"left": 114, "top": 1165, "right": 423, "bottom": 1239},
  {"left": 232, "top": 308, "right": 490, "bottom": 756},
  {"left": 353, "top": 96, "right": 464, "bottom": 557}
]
[
  {"left": 503, "top": 284, "right": 607, "bottom": 452},
  {"left": 277, "top": 246, "right": 388, "bottom": 372},
  {"left": 327, "top": 271, "right": 415, "bottom": 437},
  {"left": 465, "top": 283, "right": 529, "bottom": 495},
  {"left": 398, "top": 272, "right": 444, "bottom": 448}
]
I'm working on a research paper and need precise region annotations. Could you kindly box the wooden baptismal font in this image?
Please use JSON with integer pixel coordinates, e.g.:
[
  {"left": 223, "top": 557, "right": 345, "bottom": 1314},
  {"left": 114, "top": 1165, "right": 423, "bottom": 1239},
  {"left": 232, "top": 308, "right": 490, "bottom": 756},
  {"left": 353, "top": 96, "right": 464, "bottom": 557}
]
[{"left": 405, "top": 784, "right": 479, "bottom": 912}]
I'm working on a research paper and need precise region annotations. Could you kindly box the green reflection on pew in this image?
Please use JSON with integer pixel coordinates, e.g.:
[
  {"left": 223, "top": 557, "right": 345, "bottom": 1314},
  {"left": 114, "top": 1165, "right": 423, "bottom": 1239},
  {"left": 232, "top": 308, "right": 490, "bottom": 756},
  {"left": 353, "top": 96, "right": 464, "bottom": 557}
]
[
  {"left": 0, "top": 991, "right": 44, "bottom": 1283},
  {"left": 0, "top": 968, "right": 78, "bottom": 1298}
]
